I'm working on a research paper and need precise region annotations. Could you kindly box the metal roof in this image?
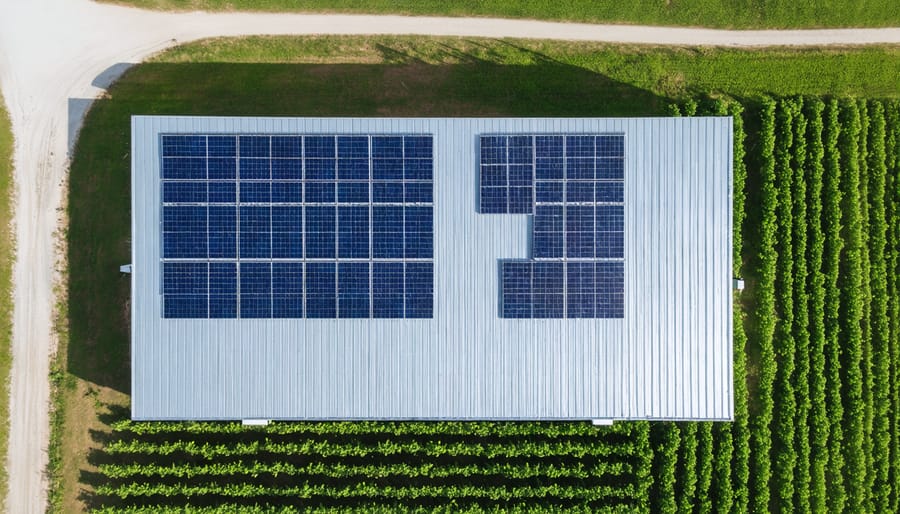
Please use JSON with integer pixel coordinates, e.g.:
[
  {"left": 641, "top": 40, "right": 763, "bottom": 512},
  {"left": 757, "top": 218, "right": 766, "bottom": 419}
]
[{"left": 131, "top": 116, "right": 733, "bottom": 421}]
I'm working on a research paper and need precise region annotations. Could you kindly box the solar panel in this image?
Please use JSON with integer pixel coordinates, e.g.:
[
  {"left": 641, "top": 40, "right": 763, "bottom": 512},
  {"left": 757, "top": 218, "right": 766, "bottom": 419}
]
[
  {"left": 486, "top": 133, "right": 625, "bottom": 319},
  {"left": 160, "top": 134, "right": 434, "bottom": 319}
]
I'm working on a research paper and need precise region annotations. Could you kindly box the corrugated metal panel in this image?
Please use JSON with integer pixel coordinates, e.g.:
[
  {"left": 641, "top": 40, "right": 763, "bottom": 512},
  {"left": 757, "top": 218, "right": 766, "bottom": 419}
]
[{"left": 131, "top": 116, "right": 733, "bottom": 421}]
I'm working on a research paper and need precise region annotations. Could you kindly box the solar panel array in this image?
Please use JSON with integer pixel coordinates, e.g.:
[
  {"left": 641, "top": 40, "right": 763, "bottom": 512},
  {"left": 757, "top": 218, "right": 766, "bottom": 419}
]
[
  {"left": 480, "top": 134, "right": 625, "bottom": 319},
  {"left": 160, "top": 134, "right": 434, "bottom": 319}
]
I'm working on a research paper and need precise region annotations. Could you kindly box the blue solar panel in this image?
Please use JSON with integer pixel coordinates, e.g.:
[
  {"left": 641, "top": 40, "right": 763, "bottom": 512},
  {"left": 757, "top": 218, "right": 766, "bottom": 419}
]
[
  {"left": 272, "top": 136, "right": 302, "bottom": 158},
  {"left": 372, "top": 262, "right": 404, "bottom": 318},
  {"left": 164, "top": 294, "right": 208, "bottom": 318},
  {"left": 404, "top": 158, "right": 433, "bottom": 181},
  {"left": 337, "top": 136, "right": 368, "bottom": 159},
  {"left": 597, "top": 158, "right": 624, "bottom": 180},
  {"left": 272, "top": 159, "right": 302, "bottom": 180},
  {"left": 305, "top": 262, "right": 336, "bottom": 318},
  {"left": 373, "top": 136, "right": 403, "bottom": 158},
  {"left": 596, "top": 135, "right": 624, "bottom": 157},
  {"left": 305, "top": 136, "right": 335, "bottom": 158},
  {"left": 405, "top": 262, "right": 433, "bottom": 318},
  {"left": 239, "top": 206, "right": 271, "bottom": 258},
  {"left": 240, "top": 181, "right": 271, "bottom": 203},
  {"left": 208, "top": 158, "right": 236, "bottom": 180},
  {"left": 305, "top": 182, "right": 335, "bottom": 203},
  {"left": 209, "top": 206, "right": 236, "bottom": 258},
  {"left": 239, "top": 136, "right": 270, "bottom": 158},
  {"left": 209, "top": 182, "right": 237, "bottom": 203},
  {"left": 338, "top": 159, "right": 369, "bottom": 180},
  {"left": 373, "top": 206, "right": 403, "bottom": 259},
  {"left": 480, "top": 186, "right": 508, "bottom": 214},
  {"left": 508, "top": 165, "right": 533, "bottom": 187},
  {"left": 501, "top": 262, "right": 532, "bottom": 318},
  {"left": 338, "top": 263, "right": 370, "bottom": 318},
  {"left": 162, "top": 135, "right": 206, "bottom": 157},
  {"left": 272, "top": 182, "right": 302, "bottom": 203},
  {"left": 239, "top": 159, "right": 270, "bottom": 180},
  {"left": 209, "top": 263, "right": 238, "bottom": 318},
  {"left": 404, "top": 206, "right": 433, "bottom": 259},
  {"left": 596, "top": 181, "right": 624, "bottom": 203},
  {"left": 566, "top": 182, "right": 594, "bottom": 203},
  {"left": 272, "top": 206, "right": 303, "bottom": 259},
  {"left": 595, "top": 261, "right": 624, "bottom": 318},
  {"left": 338, "top": 206, "right": 369, "bottom": 258},
  {"left": 163, "top": 182, "right": 206, "bottom": 203},
  {"left": 405, "top": 182, "right": 432, "bottom": 204},
  {"left": 535, "top": 181, "right": 563, "bottom": 203},
  {"left": 161, "top": 133, "right": 433, "bottom": 319},
  {"left": 305, "top": 206, "right": 336, "bottom": 258},
  {"left": 508, "top": 186, "right": 533, "bottom": 214},
  {"left": 209, "top": 294, "right": 237, "bottom": 318},
  {"left": 532, "top": 262, "right": 565, "bottom": 318},
  {"left": 373, "top": 182, "right": 404, "bottom": 203},
  {"left": 533, "top": 205, "right": 564, "bottom": 259},
  {"left": 163, "top": 262, "right": 208, "bottom": 294},
  {"left": 566, "top": 262, "right": 595, "bottom": 318},
  {"left": 480, "top": 165, "right": 506, "bottom": 187},
  {"left": 404, "top": 136, "right": 433, "bottom": 158},
  {"left": 566, "top": 206, "right": 595, "bottom": 258},
  {"left": 305, "top": 158, "right": 335, "bottom": 180},
  {"left": 373, "top": 158, "right": 403, "bottom": 180},
  {"left": 535, "top": 135, "right": 563, "bottom": 157},
  {"left": 208, "top": 136, "right": 236, "bottom": 157},
  {"left": 162, "top": 158, "right": 206, "bottom": 180},
  {"left": 273, "top": 262, "right": 303, "bottom": 318},
  {"left": 337, "top": 182, "right": 369, "bottom": 203},
  {"left": 240, "top": 263, "right": 272, "bottom": 318},
  {"left": 566, "top": 135, "right": 594, "bottom": 157},
  {"left": 479, "top": 133, "right": 624, "bottom": 319}
]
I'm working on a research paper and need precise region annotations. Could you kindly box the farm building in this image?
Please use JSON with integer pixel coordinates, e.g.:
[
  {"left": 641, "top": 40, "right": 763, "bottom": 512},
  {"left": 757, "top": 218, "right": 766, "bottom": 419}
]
[{"left": 130, "top": 116, "right": 734, "bottom": 422}]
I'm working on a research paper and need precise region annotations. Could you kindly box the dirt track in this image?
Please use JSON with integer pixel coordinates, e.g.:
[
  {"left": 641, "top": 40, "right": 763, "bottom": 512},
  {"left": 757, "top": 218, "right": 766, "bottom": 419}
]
[{"left": 0, "top": 1, "right": 898, "bottom": 511}]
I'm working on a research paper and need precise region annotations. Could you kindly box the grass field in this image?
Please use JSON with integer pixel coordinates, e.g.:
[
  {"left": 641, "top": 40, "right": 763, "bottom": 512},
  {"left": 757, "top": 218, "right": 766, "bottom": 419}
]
[
  {"left": 101, "top": 0, "right": 900, "bottom": 29},
  {"left": 52, "top": 37, "right": 900, "bottom": 512},
  {"left": 0, "top": 93, "right": 15, "bottom": 512}
]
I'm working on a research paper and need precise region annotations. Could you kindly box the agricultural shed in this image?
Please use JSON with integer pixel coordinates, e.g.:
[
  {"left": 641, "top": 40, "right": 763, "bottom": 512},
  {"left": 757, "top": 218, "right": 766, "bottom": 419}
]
[{"left": 130, "top": 116, "right": 734, "bottom": 421}]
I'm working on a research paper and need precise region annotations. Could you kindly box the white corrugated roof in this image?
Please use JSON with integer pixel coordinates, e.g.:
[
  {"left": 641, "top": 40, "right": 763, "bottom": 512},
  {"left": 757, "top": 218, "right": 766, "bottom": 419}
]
[{"left": 131, "top": 116, "right": 733, "bottom": 421}]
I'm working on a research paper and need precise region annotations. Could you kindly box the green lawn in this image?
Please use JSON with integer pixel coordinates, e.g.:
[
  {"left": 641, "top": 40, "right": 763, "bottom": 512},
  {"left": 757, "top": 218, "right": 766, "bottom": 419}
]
[
  {"left": 102, "top": 0, "right": 900, "bottom": 29},
  {"left": 54, "top": 37, "right": 900, "bottom": 512},
  {"left": 0, "top": 93, "right": 15, "bottom": 512}
]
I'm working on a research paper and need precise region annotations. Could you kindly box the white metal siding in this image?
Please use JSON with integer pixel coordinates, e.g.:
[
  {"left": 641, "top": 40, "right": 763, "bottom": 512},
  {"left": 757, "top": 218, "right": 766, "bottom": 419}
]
[{"left": 131, "top": 116, "right": 733, "bottom": 421}]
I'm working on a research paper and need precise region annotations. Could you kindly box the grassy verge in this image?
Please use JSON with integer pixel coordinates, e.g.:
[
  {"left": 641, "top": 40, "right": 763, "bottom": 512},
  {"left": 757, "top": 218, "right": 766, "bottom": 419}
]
[
  {"left": 52, "top": 37, "right": 900, "bottom": 512},
  {"left": 99, "top": 0, "right": 900, "bottom": 29},
  {"left": 0, "top": 93, "right": 15, "bottom": 512}
]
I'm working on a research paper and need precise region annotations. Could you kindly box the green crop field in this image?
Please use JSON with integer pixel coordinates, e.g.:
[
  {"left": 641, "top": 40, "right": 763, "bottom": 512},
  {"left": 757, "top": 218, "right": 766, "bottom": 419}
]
[
  {"left": 0, "top": 93, "right": 14, "bottom": 512},
  {"left": 51, "top": 37, "right": 900, "bottom": 512},
  {"left": 100, "top": 0, "right": 900, "bottom": 29}
]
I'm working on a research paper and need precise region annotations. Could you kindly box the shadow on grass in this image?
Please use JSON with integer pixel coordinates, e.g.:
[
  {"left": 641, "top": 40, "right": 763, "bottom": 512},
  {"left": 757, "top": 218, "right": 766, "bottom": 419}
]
[{"left": 65, "top": 47, "right": 667, "bottom": 394}]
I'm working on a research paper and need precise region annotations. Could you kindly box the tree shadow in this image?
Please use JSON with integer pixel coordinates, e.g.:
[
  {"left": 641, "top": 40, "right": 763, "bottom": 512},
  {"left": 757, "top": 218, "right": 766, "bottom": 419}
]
[{"left": 65, "top": 44, "right": 667, "bottom": 394}]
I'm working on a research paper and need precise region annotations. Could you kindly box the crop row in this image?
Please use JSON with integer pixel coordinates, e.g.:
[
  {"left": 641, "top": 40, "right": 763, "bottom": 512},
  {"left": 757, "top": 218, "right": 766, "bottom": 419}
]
[
  {"left": 96, "top": 481, "right": 640, "bottom": 501},
  {"left": 110, "top": 420, "right": 635, "bottom": 438},
  {"left": 99, "top": 459, "right": 633, "bottom": 481},
  {"left": 103, "top": 437, "right": 642, "bottom": 460}
]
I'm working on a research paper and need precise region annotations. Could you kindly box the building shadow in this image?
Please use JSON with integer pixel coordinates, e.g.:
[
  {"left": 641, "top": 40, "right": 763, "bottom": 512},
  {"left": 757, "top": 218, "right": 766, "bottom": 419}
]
[{"left": 65, "top": 46, "right": 667, "bottom": 394}]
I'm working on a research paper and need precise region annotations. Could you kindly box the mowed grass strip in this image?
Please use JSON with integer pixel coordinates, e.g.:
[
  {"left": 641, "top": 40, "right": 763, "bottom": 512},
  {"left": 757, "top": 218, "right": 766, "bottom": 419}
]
[
  {"left": 99, "top": 0, "right": 900, "bottom": 29},
  {"left": 0, "top": 93, "right": 14, "bottom": 511}
]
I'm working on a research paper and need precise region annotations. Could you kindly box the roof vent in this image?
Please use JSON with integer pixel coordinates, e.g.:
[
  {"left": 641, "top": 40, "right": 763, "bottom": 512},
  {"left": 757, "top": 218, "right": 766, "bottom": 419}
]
[
  {"left": 120, "top": 264, "right": 132, "bottom": 274},
  {"left": 733, "top": 278, "right": 745, "bottom": 291}
]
